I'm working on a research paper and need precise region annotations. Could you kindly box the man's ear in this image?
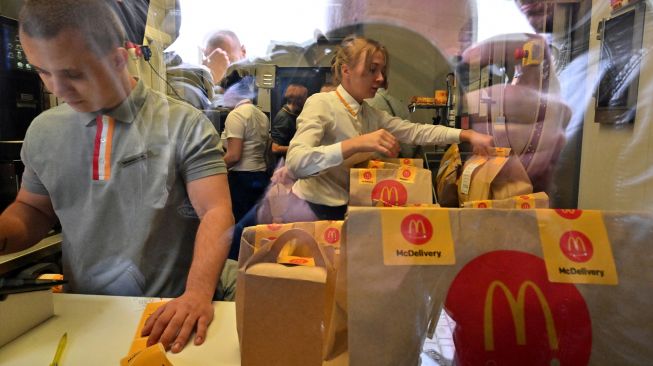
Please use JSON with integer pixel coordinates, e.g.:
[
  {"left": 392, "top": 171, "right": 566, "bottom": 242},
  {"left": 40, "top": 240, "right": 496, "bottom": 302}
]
[{"left": 240, "top": 44, "right": 247, "bottom": 59}]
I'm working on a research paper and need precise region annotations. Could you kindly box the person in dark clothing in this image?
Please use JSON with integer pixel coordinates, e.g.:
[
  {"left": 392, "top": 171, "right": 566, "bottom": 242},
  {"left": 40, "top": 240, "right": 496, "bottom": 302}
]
[{"left": 270, "top": 84, "right": 308, "bottom": 156}]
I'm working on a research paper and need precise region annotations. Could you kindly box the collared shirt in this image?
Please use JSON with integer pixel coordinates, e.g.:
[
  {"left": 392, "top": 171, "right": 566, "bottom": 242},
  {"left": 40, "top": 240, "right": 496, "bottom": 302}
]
[
  {"left": 286, "top": 84, "right": 461, "bottom": 206},
  {"left": 223, "top": 101, "right": 269, "bottom": 172},
  {"left": 21, "top": 80, "right": 226, "bottom": 297}
]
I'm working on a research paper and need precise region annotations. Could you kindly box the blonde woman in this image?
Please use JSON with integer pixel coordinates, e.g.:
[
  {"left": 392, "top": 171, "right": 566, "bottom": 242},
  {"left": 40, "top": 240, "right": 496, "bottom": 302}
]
[{"left": 284, "top": 35, "right": 493, "bottom": 221}]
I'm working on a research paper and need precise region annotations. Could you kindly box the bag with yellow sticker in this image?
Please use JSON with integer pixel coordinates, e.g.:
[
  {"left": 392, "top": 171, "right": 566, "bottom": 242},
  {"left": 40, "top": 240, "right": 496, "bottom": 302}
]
[
  {"left": 236, "top": 228, "right": 337, "bottom": 366},
  {"left": 349, "top": 166, "right": 433, "bottom": 207},
  {"left": 342, "top": 207, "right": 653, "bottom": 365},
  {"left": 457, "top": 147, "right": 532, "bottom": 204}
]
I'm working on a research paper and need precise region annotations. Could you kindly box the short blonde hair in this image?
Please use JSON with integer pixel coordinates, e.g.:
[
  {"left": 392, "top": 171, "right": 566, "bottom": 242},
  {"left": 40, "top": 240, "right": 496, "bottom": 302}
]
[{"left": 331, "top": 35, "right": 388, "bottom": 88}]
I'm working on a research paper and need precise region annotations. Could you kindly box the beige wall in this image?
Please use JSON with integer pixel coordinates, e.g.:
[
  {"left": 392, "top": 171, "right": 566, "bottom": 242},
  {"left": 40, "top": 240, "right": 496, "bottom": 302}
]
[
  {"left": 0, "top": 0, "right": 22, "bottom": 18},
  {"left": 325, "top": 0, "right": 474, "bottom": 124},
  {"left": 578, "top": 0, "right": 653, "bottom": 210}
]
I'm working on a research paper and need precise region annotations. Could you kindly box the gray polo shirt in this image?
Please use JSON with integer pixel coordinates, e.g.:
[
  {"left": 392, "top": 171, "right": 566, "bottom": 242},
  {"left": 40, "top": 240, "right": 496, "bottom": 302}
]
[{"left": 21, "top": 81, "right": 227, "bottom": 297}]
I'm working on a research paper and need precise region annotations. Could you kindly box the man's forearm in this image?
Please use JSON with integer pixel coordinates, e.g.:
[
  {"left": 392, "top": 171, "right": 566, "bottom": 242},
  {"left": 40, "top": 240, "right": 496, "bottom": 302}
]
[
  {"left": 0, "top": 201, "right": 54, "bottom": 254},
  {"left": 184, "top": 206, "right": 234, "bottom": 300}
]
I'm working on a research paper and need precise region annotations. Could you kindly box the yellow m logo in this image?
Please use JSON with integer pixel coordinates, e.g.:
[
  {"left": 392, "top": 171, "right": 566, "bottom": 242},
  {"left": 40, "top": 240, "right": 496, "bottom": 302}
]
[
  {"left": 566, "top": 235, "right": 587, "bottom": 254},
  {"left": 484, "top": 280, "right": 559, "bottom": 351},
  {"left": 408, "top": 219, "right": 427, "bottom": 237},
  {"left": 379, "top": 186, "right": 399, "bottom": 204},
  {"left": 561, "top": 209, "right": 576, "bottom": 214}
]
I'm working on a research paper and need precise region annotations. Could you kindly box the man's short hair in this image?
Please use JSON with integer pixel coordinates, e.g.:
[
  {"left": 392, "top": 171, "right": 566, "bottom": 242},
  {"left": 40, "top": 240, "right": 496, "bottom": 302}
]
[
  {"left": 19, "top": 0, "right": 126, "bottom": 56},
  {"left": 205, "top": 30, "right": 241, "bottom": 52}
]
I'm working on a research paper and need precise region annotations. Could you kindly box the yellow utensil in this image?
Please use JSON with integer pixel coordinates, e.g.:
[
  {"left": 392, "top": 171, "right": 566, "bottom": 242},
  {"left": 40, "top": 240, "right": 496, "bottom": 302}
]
[{"left": 49, "top": 332, "right": 67, "bottom": 366}]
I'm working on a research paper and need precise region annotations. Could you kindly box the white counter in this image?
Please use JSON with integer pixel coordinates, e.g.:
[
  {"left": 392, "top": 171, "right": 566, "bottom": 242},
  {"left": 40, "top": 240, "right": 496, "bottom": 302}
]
[{"left": 0, "top": 293, "right": 241, "bottom": 366}]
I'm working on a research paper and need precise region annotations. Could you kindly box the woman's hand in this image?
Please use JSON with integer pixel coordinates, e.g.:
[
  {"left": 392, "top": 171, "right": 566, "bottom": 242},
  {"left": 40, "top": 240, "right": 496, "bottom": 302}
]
[
  {"left": 460, "top": 129, "right": 494, "bottom": 155},
  {"left": 341, "top": 129, "right": 400, "bottom": 159}
]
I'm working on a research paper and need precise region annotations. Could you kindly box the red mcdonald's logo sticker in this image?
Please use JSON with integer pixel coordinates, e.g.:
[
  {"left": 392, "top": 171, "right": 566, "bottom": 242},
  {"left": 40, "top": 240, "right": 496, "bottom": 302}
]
[
  {"left": 400, "top": 214, "right": 433, "bottom": 245},
  {"left": 324, "top": 228, "right": 340, "bottom": 244},
  {"left": 371, "top": 180, "right": 408, "bottom": 206},
  {"left": 402, "top": 168, "right": 412, "bottom": 178},
  {"left": 559, "top": 230, "right": 593, "bottom": 263},
  {"left": 403, "top": 158, "right": 411, "bottom": 164},
  {"left": 477, "top": 202, "right": 488, "bottom": 208},
  {"left": 289, "top": 258, "right": 309, "bottom": 265},
  {"left": 521, "top": 202, "right": 531, "bottom": 209},
  {"left": 444, "top": 251, "right": 591, "bottom": 365},
  {"left": 267, "top": 223, "right": 283, "bottom": 231},
  {"left": 363, "top": 171, "right": 373, "bottom": 180},
  {"left": 519, "top": 195, "right": 532, "bottom": 200},
  {"left": 555, "top": 209, "right": 583, "bottom": 220}
]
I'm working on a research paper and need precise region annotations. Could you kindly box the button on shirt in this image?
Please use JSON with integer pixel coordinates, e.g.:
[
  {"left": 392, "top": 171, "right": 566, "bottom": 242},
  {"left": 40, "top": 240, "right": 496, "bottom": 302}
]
[{"left": 286, "top": 84, "right": 462, "bottom": 207}]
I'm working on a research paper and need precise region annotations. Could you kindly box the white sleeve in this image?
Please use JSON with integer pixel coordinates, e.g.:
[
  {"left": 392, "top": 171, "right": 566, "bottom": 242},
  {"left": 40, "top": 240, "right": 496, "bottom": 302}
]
[
  {"left": 223, "top": 107, "right": 246, "bottom": 139},
  {"left": 286, "top": 95, "right": 343, "bottom": 178},
  {"left": 374, "top": 108, "right": 462, "bottom": 145}
]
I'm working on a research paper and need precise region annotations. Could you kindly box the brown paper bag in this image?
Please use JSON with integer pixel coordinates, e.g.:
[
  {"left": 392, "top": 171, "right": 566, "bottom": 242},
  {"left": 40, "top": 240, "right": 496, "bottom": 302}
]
[
  {"left": 349, "top": 166, "right": 433, "bottom": 207},
  {"left": 345, "top": 207, "right": 653, "bottom": 365},
  {"left": 458, "top": 147, "right": 532, "bottom": 203},
  {"left": 236, "top": 229, "right": 335, "bottom": 366},
  {"left": 435, "top": 144, "right": 462, "bottom": 207},
  {"left": 461, "top": 191, "right": 549, "bottom": 209}
]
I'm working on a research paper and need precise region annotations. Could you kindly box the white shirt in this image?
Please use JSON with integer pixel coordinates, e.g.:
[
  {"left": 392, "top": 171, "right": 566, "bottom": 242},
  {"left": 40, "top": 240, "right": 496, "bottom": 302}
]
[
  {"left": 287, "top": 84, "right": 462, "bottom": 206},
  {"left": 223, "top": 101, "right": 269, "bottom": 172}
]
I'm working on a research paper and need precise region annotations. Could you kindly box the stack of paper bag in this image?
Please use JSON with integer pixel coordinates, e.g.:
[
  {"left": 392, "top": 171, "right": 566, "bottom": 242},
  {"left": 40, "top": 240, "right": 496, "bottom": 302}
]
[
  {"left": 343, "top": 207, "right": 653, "bottom": 365},
  {"left": 458, "top": 147, "right": 532, "bottom": 204}
]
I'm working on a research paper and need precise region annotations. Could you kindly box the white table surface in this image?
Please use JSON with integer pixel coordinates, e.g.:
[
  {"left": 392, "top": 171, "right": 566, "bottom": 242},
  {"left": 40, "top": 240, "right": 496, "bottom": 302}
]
[{"left": 0, "top": 293, "right": 241, "bottom": 366}]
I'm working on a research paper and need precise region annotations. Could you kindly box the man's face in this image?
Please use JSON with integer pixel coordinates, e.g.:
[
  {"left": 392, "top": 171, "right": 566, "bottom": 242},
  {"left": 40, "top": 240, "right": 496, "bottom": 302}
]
[
  {"left": 342, "top": 50, "right": 386, "bottom": 103},
  {"left": 20, "top": 29, "right": 127, "bottom": 113},
  {"left": 205, "top": 37, "right": 245, "bottom": 64}
]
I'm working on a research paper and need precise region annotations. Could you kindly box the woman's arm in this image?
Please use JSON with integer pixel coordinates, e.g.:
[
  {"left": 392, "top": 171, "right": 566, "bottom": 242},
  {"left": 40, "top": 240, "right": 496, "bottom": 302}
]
[{"left": 223, "top": 137, "right": 243, "bottom": 168}]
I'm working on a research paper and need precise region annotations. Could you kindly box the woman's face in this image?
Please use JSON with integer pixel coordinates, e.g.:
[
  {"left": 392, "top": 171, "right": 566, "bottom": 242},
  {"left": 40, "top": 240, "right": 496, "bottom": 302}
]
[{"left": 342, "top": 50, "right": 386, "bottom": 103}]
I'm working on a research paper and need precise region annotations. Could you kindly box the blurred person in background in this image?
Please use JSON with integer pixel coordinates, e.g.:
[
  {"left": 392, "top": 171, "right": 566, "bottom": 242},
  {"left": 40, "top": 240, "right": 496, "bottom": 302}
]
[{"left": 271, "top": 84, "right": 309, "bottom": 157}]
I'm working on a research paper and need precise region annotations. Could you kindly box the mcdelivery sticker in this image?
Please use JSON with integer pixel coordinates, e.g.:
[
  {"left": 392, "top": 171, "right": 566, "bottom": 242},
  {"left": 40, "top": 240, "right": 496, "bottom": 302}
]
[
  {"left": 537, "top": 210, "right": 618, "bottom": 285},
  {"left": 381, "top": 210, "right": 455, "bottom": 265},
  {"left": 444, "top": 251, "right": 592, "bottom": 366}
]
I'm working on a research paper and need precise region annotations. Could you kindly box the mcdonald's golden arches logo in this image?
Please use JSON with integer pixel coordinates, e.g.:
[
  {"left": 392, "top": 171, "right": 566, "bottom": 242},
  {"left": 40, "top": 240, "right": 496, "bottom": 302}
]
[
  {"left": 559, "top": 230, "right": 593, "bottom": 263},
  {"left": 400, "top": 214, "right": 432, "bottom": 245},
  {"left": 444, "top": 251, "right": 591, "bottom": 365},
  {"left": 483, "top": 280, "right": 558, "bottom": 351},
  {"left": 323, "top": 227, "right": 340, "bottom": 244},
  {"left": 521, "top": 202, "right": 531, "bottom": 209},
  {"left": 477, "top": 202, "right": 488, "bottom": 208},
  {"left": 371, "top": 180, "right": 407, "bottom": 206}
]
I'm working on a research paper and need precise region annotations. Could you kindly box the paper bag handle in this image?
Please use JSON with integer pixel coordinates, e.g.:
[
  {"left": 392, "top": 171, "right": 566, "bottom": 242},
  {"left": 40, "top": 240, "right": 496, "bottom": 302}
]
[{"left": 253, "top": 228, "right": 330, "bottom": 268}]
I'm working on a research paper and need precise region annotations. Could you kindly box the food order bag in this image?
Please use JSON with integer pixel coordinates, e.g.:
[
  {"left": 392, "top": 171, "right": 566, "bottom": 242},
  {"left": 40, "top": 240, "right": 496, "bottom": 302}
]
[
  {"left": 236, "top": 228, "right": 336, "bottom": 366},
  {"left": 349, "top": 166, "right": 433, "bottom": 207},
  {"left": 344, "top": 206, "right": 653, "bottom": 366},
  {"left": 435, "top": 144, "right": 463, "bottom": 207},
  {"left": 458, "top": 147, "right": 532, "bottom": 204}
]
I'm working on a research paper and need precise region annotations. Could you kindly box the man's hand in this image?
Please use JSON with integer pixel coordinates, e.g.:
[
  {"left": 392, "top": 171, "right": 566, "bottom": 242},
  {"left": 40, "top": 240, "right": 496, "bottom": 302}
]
[
  {"left": 203, "top": 48, "right": 230, "bottom": 84},
  {"left": 141, "top": 290, "right": 214, "bottom": 353}
]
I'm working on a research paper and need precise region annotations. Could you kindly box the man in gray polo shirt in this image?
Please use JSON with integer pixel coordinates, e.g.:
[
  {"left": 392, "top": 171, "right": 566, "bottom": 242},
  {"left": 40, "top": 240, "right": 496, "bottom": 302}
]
[{"left": 0, "top": 0, "right": 234, "bottom": 354}]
